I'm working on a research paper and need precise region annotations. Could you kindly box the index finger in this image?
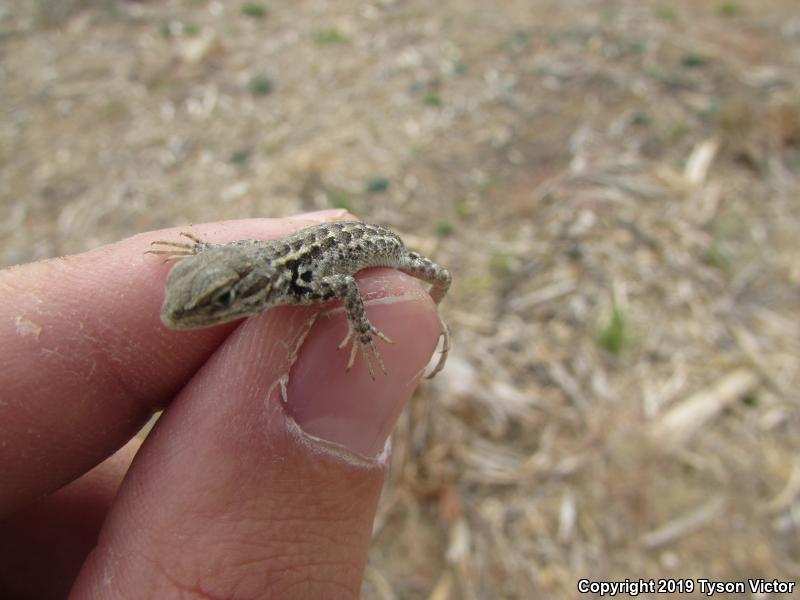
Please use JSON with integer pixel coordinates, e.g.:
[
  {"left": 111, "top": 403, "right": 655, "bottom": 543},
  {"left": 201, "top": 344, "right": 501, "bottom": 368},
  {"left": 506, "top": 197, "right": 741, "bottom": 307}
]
[{"left": 0, "top": 211, "right": 350, "bottom": 516}]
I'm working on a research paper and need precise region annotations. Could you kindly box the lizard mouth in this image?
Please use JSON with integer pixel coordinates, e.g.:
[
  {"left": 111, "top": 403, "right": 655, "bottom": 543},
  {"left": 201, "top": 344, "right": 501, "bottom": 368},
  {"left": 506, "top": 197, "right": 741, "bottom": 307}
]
[{"left": 160, "top": 306, "right": 246, "bottom": 330}]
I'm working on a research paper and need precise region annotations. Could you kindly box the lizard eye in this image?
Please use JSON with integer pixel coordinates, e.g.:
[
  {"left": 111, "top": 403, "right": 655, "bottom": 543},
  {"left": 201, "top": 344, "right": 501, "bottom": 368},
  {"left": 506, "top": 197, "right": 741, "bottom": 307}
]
[{"left": 213, "top": 289, "right": 235, "bottom": 307}]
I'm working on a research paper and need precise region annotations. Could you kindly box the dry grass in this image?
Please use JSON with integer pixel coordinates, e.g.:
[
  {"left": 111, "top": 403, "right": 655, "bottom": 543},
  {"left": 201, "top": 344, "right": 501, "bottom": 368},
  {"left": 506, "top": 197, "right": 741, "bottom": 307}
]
[{"left": 2, "top": 0, "right": 800, "bottom": 597}]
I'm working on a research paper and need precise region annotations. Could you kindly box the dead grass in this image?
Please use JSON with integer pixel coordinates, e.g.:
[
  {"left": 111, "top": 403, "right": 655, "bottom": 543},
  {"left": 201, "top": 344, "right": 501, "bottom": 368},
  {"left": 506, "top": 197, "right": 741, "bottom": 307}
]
[{"left": 2, "top": 0, "right": 800, "bottom": 597}]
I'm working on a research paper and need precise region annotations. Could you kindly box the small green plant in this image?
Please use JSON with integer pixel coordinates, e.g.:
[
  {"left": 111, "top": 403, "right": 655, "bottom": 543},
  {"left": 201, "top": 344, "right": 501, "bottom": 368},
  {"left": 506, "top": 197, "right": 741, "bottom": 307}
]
[
  {"left": 434, "top": 220, "right": 454, "bottom": 237},
  {"left": 681, "top": 52, "right": 706, "bottom": 68},
  {"left": 248, "top": 76, "right": 274, "bottom": 96},
  {"left": 423, "top": 93, "right": 442, "bottom": 107},
  {"left": 741, "top": 391, "right": 759, "bottom": 407},
  {"left": 230, "top": 148, "right": 252, "bottom": 165},
  {"left": 627, "top": 40, "right": 645, "bottom": 55},
  {"left": 598, "top": 303, "right": 627, "bottom": 356},
  {"left": 241, "top": 3, "right": 268, "bottom": 18},
  {"left": 655, "top": 6, "right": 676, "bottom": 20},
  {"left": 631, "top": 111, "right": 650, "bottom": 126},
  {"left": 365, "top": 176, "right": 390, "bottom": 193},
  {"left": 314, "top": 29, "right": 349, "bottom": 45},
  {"left": 719, "top": 2, "right": 740, "bottom": 17}
]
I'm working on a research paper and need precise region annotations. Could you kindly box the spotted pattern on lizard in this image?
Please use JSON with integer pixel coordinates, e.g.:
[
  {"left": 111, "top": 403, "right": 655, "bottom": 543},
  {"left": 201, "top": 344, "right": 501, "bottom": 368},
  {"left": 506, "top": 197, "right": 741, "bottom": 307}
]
[{"left": 147, "top": 221, "right": 452, "bottom": 379}]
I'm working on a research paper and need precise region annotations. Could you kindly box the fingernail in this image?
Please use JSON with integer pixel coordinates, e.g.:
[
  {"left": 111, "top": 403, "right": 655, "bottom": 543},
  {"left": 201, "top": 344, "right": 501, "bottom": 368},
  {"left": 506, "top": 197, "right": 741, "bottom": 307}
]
[{"left": 285, "top": 276, "right": 439, "bottom": 457}]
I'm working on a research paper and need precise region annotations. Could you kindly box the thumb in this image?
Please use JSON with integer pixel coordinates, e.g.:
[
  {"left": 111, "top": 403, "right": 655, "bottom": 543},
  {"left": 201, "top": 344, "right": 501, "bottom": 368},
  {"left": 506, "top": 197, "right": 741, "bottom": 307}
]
[{"left": 70, "top": 271, "right": 440, "bottom": 599}]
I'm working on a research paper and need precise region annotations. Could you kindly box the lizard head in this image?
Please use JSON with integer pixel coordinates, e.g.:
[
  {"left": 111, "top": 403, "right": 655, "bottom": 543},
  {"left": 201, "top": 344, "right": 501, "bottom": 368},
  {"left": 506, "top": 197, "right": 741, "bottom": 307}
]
[{"left": 160, "top": 244, "right": 275, "bottom": 330}]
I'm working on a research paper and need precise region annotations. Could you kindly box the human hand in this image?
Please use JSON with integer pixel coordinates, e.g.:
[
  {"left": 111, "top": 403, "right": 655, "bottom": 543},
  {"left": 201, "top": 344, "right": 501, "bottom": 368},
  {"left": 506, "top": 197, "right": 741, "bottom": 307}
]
[{"left": 0, "top": 211, "right": 442, "bottom": 599}]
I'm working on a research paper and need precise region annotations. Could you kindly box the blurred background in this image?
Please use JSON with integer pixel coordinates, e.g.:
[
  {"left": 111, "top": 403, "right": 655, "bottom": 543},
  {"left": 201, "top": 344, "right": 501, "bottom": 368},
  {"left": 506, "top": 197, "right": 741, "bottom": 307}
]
[{"left": 2, "top": 0, "right": 800, "bottom": 597}]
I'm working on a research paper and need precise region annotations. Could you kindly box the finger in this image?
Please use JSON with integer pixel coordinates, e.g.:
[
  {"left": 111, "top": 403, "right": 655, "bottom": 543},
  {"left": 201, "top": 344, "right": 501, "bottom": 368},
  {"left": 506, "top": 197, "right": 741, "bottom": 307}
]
[
  {"left": 0, "top": 437, "right": 141, "bottom": 599},
  {"left": 71, "top": 273, "right": 441, "bottom": 598},
  {"left": 0, "top": 210, "right": 350, "bottom": 516}
]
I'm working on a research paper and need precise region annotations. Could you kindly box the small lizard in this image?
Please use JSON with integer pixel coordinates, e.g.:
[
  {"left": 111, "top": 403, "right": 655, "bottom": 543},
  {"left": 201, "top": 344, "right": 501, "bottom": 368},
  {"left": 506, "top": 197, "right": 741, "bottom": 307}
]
[{"left": 147, "top": 221, "right": 452, "bottom": 379}]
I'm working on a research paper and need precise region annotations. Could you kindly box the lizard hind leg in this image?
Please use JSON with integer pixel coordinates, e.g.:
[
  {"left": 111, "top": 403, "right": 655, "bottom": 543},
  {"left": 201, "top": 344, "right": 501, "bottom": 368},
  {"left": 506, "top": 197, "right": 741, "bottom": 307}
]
[
  {"left": 324, "top": 274, "right": 393, "bottom": 379},
  {"left": 394, "top": 252, "right": 452, "bottom": 378},
  {"left": 339, "top": 322, "right": 392, "bottom": 380}
]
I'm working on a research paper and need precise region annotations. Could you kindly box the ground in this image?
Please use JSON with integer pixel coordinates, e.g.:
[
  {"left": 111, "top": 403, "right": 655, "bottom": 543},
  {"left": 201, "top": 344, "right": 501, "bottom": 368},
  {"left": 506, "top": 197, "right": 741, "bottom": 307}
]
[{"left": 2, "top": 0, "right": 800, "bottom": 598}]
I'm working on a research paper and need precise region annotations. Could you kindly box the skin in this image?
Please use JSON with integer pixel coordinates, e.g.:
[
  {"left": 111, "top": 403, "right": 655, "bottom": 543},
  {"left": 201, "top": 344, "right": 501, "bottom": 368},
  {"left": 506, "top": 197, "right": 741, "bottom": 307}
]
[{"left": 0, "top": 210, "right": 442, "bottom": 599}]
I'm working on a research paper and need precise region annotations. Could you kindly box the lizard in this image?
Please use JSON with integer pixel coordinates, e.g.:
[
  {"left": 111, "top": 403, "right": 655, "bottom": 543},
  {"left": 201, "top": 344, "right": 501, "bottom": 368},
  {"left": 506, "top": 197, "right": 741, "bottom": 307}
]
[{"left": 147, "top": 221, "right": 452, "bottom": 379}]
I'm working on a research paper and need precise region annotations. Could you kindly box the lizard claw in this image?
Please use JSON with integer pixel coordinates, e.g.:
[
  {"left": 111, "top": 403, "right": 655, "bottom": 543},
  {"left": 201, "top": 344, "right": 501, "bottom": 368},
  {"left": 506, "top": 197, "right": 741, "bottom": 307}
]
[
  {"left": 339, "top": 324, "right": 391, "bottom": 378},
  {"left": 424, "top": 317, "right": 450, "bottom": 379}
]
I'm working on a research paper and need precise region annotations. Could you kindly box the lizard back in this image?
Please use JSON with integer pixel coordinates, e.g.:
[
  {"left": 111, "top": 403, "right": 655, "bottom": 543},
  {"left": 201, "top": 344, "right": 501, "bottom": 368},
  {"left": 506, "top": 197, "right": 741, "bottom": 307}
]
[{"left": 262, "top": 221, "right": 406, "bottom": 280}]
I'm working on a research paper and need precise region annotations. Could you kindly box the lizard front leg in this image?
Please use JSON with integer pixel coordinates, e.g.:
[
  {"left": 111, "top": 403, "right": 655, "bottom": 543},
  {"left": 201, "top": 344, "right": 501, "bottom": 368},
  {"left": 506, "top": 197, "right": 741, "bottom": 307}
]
[
  {"left": 146, "top": 232, "right": 211, "bottom": 261},
  {"left": 317, "top": 274, "right": 392, "bottom": 380}
]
